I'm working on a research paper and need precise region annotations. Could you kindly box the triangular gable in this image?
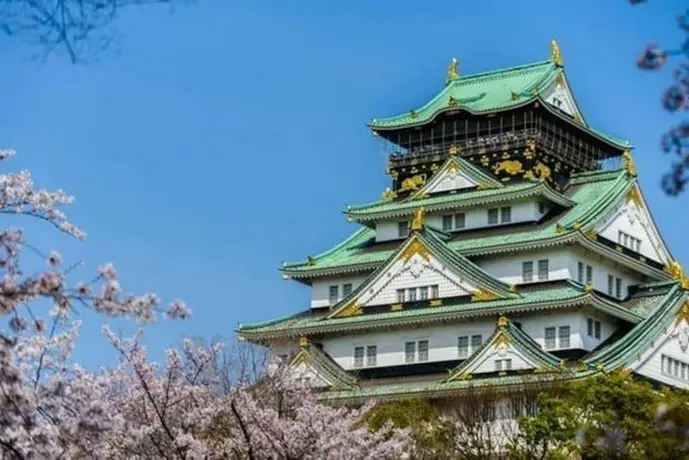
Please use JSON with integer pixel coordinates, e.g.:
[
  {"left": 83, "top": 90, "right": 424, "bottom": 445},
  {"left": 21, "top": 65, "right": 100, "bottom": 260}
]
[
  {"left": 593, "top": 182, "right": 672, "bottom": 264},
  {"left": 446, "top": 317, "right": 561, "bottom": 381},
  {"left": 409, "top": 156, "right": 503, "bottom": 199},
  {"left": 328, "top": 227, "right": 516, "bottom": 319},
  {"left": 541, "top": 71, "right": 586, "bottom": 124},
  {"left": 290, "top": 343, "right": 358, "bottom": 390}
]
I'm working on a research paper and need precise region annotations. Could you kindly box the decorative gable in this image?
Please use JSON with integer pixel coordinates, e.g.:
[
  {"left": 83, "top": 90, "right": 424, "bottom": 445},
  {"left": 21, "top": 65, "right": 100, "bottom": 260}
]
[
  {"left": 328, "top": 228, "right": 516, "bottom": 319},
  {"left": 447, "top": 317, "right": 560, "bottom": 381},
  {"left": 409, "top": 157, "right": 502, "bottom": 199},
  {"left": 289, "top": 343, "right": 358, "bottom": 390},
  {"left": 631, "top": 300, "right": 689, "bottom": 389},
  {"left": 542, "top": 73, "right": 583, "bottom": 122},
  {"left": 595, "top": 184, "right": 672, "bottom": 264}
]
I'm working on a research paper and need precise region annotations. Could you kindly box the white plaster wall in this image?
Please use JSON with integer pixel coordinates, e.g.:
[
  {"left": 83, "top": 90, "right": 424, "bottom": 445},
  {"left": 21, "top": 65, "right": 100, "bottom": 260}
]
[
  {"left": 542, "top": 81, "right": 578, "bottom": 117},
  {"left": 374, "top": 200, "right": 541, "bottom": 243},
  {"left": 566, "top": 247, "right": 646, "bottom": 299},
  {"left": 478, "top": 249, "right": 571, "bottom": 285},
  {"left": 596, "top": 197, "right": 669, "bottom": 263},
  {"left": 323, "top": 321, "right": 497, "bottom": 370},
  {"left": 476, "top": 248, "right": 646, "bottom": 298},
  {"left": 311, "top": 276, "right": 368, "bottom": 308},
  {"left": 321, "top": 309, "right": 617, "bottom": 370},
  {"left": 578, "top": 307, "right": 618, "bottom": 351}
]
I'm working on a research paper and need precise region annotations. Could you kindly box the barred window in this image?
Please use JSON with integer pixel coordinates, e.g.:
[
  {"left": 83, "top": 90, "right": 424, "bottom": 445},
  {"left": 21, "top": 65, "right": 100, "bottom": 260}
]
[
  {"left": 522, "top": 261, "right": 534, "bottom": 282},
  {"left": 488, "top": 208, "right": 499, "bottom": 225},
  {"left": 404, "top": 342, "right": 416, "bottom": 363},
  {"left": 418, "top": 340, "right": 429, "bottom": 362},
  {"left": 578, "top": 262, "right": 584, "bottom": 283},
  {"left": 471, "top": 334, "right": 483, "bottom": 351},
  {"left": 616, "top": 278, "right": 623, "bottom": 299},
  {"left": 455, "top": 213, "right": 466, "bottom": 229},
  {"left": 458, "top": 336, "right": 469, "bottom": 358},
  {"left": 342, "top": 283, "right": 352, "bottom": 297},
  {"left": 500, "top": 206, "right": 512, "bottom": 223},
  {"left": 442, "top": 215, "right": 453, "bottom": 231},
  {"left": 419, "top": 286, "right": 429, "bottom": 300},
  {"left": 545, "top": 327, "right": 556, "bottom": 349},
  {"left": 537, "top": 259, "right": 549, "bottom": 281},
  {"left": 366, "top": 345, "right": 377, "bottom": 367},
  {"left": 607, "top": 274, "right": 614, "bottom": 296},
  {"left": 329, "top": 285, "right": 339, "bottom": 305},
  {"left": 354, "top": 347, "right": 364, "bottom": 368},
  {"left": 398, "top": 221, "right": 410, "bottom": 238},
  {"left": 558, "top": 326, "right": 571, "bottom": 348}
]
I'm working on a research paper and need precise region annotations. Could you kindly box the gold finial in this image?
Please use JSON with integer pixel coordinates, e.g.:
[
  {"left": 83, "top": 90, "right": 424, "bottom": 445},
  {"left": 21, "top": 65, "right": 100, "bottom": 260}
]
[
  {"left": 550, "top": 39, "right": 563, "bottom": 66},
  {"left": 665, "top": 261, "right": 689, "bottom": 289},
  {"left": 584, "top": 282, "right": 594, "bottom": 293},
  {"left": 448, "top": 144, "right": 459, "bottom": 156},
  {"left": 381, "top": 187, "right": 397, "bottom": 201},
  {"left": 446, "top": 57, "right": 459, "bottom": 85},
  {"left": 498, "top": 316, "right": 509, "bottom": 328},
  {"left": 622, "top": 150, "right": 637, "bottom": 177},
  {"left": 411, "top": 207, "right": 425, "bottom": 231},
  {"left": 299, "top": 336, "right": 308, "bottom": 348}
]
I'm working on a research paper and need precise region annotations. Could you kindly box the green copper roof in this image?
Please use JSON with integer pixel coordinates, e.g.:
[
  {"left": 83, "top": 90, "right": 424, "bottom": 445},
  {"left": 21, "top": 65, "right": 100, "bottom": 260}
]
[
  {"left": 368, "top": 60, "right": 630, "bottom": 149},
  {"left": 290, "top": 344, "right": 358, "bottom": 390},
  {"left": 371, "top": 61, "right": 559, "bottom": 129},
  {"left": 347, "top": 181, "right": 575, "bottom": 223},
  {"left": 284, "top": 169, "right": 630, "bottom": 278},
  {"left": 238, "top": 281, "right": 644, "bottom": 340}
]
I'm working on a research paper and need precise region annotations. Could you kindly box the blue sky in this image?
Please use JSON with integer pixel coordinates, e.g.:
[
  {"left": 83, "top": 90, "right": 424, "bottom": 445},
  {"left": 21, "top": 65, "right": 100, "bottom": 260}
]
[{"left": 0, "top": 0, "right": 686, "bottom": 366}]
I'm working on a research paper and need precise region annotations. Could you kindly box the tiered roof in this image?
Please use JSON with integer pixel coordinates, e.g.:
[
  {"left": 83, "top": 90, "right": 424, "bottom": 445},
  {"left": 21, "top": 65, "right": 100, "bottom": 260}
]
[
  {"left": 282, "top": 169, "right": 669, "bottom": 282},
  {"left": 369, "top": 59, "right": 630, "bottom": 150}
]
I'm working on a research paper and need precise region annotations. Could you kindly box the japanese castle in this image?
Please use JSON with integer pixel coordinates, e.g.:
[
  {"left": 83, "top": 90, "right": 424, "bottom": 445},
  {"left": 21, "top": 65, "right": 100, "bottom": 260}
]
[{"left": 238, "top": 42, "right": 689, "bottom": 402}]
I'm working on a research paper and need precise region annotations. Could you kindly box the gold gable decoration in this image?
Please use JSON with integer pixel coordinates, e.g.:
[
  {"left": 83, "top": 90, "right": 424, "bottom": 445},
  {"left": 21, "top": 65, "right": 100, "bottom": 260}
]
[
  {"left": 381, "top": 187, "right": 397, "bottom": 201},
  {"left": 299, "top": 336, "right": 308, "bottom": 348},
  {"left": 446, "top": 57, "right": 459, "bottom": 85},
  {"left": 401, "top": 239, "right": 432, "bottom": 263},
  {"left": 400, "top": 174, "right": 426, "bottom": 191},
  {"left": 622, "top": 151, "right": 637, "bottom": 177},
  {"left": 550, "top": 39, "right": 563, "bottom": 67},
  {"left": 471, "top": 288, "right": 500, "bottom": 302},
  {"left": 665, "top": 261, "right": 689, "bottom": 289},
  {"left": 411, "top": 207, "right": 425, "bottom": 231},
  {"left": 676, "top": 300, "right": 689, "bottom": 325},
  {"left": 627, "top": 186, "right": 643, "bottom": 208},
  {"left": 494, "top": 330, "right": 510, "bottom": 347},
  {"left": 497, "top": 316, "right": 509, "bottom": 328},
  {"left": 338, "top": 301, "right": 362, "bottom": 318}
]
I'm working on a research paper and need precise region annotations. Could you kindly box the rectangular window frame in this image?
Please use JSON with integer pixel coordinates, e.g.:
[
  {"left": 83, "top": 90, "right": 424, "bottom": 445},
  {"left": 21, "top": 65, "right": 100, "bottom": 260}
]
[
  {"left": 329, "top": 285, "right": 339, "bottom": 305},
  {"left": 500, "top": 206, "right": 512, "bottom": 223},
  {"left": 522, "top": 261, "right": 534, "bottom": 282},
  {"left": 458, "top": 336, "right": 469, "bottom": 359},
  {"left": 488, "top": 208, "right": 499, "bottom": 225},
  {"left": 354, "top": 346, "right": 365, "bottom": 368},
  {"left": 544, "top": 327, "right": 556, "bottom": 350},
  {"left": 398, "top": 221, "right": 410, "bottom": 238},
  {"left": 342, "top": 283, "right": 352, "bottom": 297},
  {"left": 558, "top": 325, "right": 571, "bottom": 349},
  {"left": 442, "top": 215, "right": 453, "bottom": 231},
  {"left": 537, "top": 259, "right": 549, "bottom": 281},
  {"left": 616, "top": 278, "right": 623, "bottom": 299},
  {"left": 404, "top": 341, "right": 416, "bottom": 364},
  {"left": 366, "top": 345, "right": 377, "bottom": 367},
  {"left": 455, "top": 213, "right": 466, "bottom": 229}
]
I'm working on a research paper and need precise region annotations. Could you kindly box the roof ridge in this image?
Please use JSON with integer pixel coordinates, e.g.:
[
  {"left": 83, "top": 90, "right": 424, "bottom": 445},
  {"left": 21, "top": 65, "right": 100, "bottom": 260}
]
[{"left": 448, "top": 60, "right": 554, "bottom": 84}]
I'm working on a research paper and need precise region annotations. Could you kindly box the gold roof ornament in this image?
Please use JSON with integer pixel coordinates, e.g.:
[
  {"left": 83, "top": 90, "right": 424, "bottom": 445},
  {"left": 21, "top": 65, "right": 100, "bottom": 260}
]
[
  {"left": 550, "top": 39, "right": 563, "bottom": 66},
  {"left": 665, "top": 260, "right": 689, "bottom": 289},
  {"left": 411, "top": 207, "right": 426, "bottom": 231},
  {"left": 446, "top": 57, "right": 459, "bottom": 85},
  {"left": 498, "top": 316, "right": 509, "bottom": 328},
  {"left": 381, "top": 187, "right": 397, "bottom": 201},
  {"left": 622, "top": 150, "right": 637, "bottom": 177},
  {"left": 299, "top": 336, "right": 308, "bottom": 348},
  {"left": 584, "top": 282, "right": 594, "bottom": 293}
]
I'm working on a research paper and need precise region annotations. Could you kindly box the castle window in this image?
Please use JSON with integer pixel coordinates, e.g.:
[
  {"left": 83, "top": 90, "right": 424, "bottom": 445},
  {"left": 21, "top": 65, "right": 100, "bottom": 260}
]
[
  {"left": 430, "top": 285, "right": 439, "bottom": 298},
  {"left": 616, "top": 278, "right": 623, "bottom": 299},
  {"left": 488, "top": 208, "right": 499, "bottom": 225},
  {"left": 586, "top": 265, "right": 593, "bottom": 284},
  {"left": 396, "top": 289, "right": 405, "bottom": 303},
  {"left": 558, "top": 326, "right": 570, "bottom": 348},
  {"left": 442, "top": 215, "right": 453, "bottom": 231},
  {"left": 404, "top": 341, "right": 416, "bottom": 363},
  {"left": 329, "top": 285, "right": 339, "bottom": 305},
  {"left": 587, "top": 318, "right": 601, "bottom": 339},
  {"left": 342, "top": 283, "right": 352, "bottom": 297},
  {"left": 419, "top": 286, "right": 429, "bottom": 300},
  {"left": 455, "top": 213, "right": 466, "bottom": 229},
  {"left": 577, "top": 262, "right": 584, "bottom": 283},
  {"left": 471, "top": 334, "right": 483, "bottom": 351},
  {"left": 544, "top": 327, "right": 556, "bottom": 349},
  {"left": 398, "top": 221, "right": 410, "bottom": 238},
  {"left": 522, "top": 261, "right": 534, "bottom": 282},
  {"left": 366, "top": 345, "right": 377, "bottom": 367},
  {"left": 354, "top": 347, "right": 365, "bottom": 368},
  {"left": 418, "top": 340, "right": 429, "bottom": 362},
  {"left": 495, "top": 359, "right": 512, "bottom": 371},
  {"left": 458, "top": 336, "right": 469, "bottom": 358},
  {"left": 607, "top": 274, "right": 614, "bottom": 296},
  {"left": 501, "top": 206, "right": 512, "bottom": 223},
  {"left": 408, "top": 288, "right": 417, "bottom": 302},
  {"left": 537, "top": 259, "right": 549, "bottom": 281},
  {"left": 618, "top": 231, "right": 641, "bottom": 252},
  {"left": 662, "top": 355, "right": 689, "bottom": 382}
]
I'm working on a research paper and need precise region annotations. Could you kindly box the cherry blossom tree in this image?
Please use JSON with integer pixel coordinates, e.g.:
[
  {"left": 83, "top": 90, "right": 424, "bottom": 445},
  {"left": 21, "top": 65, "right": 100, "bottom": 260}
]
[
  {"left": 632, "top": 1, "right": 689, "bottom": 195},
  {"left": 0, "top": 147, "right": 409, "bottom": 458}
]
